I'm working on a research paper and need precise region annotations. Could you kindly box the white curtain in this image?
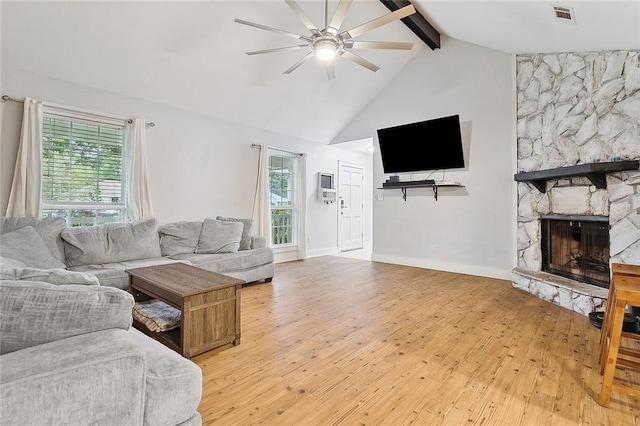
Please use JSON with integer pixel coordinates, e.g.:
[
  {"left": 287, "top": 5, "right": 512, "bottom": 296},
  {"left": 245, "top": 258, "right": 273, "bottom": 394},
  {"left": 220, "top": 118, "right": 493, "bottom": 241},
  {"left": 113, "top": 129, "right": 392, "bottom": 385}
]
[
  {"left": 252, "top": 144, "right": 272, "bottom": 246},
  {"left": 297, "top": 153, "right": 307, "bottom": 260},
  {"left": 125, "top": 119, "right": 155, "bottom": 221},
  {"left": 5, "top": 97, "right": 43, "bottom": 217}
]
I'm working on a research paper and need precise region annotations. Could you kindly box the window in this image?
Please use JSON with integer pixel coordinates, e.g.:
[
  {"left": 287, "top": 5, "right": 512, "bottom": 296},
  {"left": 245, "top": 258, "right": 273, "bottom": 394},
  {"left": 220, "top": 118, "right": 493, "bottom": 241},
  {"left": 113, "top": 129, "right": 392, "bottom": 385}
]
[
  {"left": 41, "top": 108, "right": 127, "bottom": 226},
  {"left": 269, "top": 154, "right": 296, "bottom": 246}
]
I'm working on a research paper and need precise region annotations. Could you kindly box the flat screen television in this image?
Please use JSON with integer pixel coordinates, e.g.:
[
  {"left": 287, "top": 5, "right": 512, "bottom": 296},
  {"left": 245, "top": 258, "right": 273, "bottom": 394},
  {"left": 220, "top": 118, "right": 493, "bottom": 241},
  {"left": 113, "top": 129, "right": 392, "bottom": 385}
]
[{"left": 376, "top": 114, "right": 464, "bottom": 174}]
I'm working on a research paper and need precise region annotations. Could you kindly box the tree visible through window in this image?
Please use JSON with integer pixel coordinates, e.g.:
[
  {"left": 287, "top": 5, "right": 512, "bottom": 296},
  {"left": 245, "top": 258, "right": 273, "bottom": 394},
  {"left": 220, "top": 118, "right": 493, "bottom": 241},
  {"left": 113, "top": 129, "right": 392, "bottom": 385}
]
[
  {"left": 269, "top": 154, "right": 295, "bottom": 245},
  {"left": 41, "top": 113, "right": 126, "bottom": 226}
]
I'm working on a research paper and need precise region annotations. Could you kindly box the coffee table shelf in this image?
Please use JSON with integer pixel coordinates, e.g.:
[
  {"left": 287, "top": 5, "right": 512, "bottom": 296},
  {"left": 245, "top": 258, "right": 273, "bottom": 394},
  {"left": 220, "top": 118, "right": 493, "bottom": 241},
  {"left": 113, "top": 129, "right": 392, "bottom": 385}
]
[{"left": 126, "top": 263, "right": 244, "bottom": 358}]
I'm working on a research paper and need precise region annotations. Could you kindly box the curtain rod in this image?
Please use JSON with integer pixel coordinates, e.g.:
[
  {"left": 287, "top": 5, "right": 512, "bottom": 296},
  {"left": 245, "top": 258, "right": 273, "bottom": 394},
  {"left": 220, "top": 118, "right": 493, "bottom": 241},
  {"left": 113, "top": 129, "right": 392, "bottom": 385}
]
[
  {"left": 2, "top": 95, "right": 155, "bottom": 128},
  {"left": 250, "top": 143, "right": 303, "bottom": 157}
]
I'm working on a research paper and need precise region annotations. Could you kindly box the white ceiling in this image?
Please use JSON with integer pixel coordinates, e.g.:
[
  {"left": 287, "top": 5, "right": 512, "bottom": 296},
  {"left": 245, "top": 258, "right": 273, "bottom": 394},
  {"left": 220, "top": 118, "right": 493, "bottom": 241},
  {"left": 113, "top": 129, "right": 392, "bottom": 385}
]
[
  {"left": 416, "top": 0, "right": 640, "bottom": 54},
  {"left": 2, "top": 1, "right": 639, "bottom": 146}
]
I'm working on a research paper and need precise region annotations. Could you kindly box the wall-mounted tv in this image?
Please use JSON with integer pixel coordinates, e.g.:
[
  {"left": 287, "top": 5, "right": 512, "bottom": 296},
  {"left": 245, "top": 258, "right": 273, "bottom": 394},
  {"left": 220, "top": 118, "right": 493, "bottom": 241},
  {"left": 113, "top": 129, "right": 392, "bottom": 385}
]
[{"left": 376, "top": 114, "right": 464, "bottom": 174}]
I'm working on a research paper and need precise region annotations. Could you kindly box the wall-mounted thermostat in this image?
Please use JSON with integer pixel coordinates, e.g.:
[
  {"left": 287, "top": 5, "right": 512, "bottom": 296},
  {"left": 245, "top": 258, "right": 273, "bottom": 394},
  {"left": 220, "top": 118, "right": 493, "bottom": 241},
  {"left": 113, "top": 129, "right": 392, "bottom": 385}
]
[{"left": 318, "top": 172, "right": 336, "bottom": 204}]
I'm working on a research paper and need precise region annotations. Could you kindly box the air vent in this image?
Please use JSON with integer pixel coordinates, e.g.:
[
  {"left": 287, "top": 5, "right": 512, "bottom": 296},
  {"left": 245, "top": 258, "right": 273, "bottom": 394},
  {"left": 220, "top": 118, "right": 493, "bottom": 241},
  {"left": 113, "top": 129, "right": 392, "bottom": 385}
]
[{"left": 552, "top": 6, "right": 576, "bottom": 24}]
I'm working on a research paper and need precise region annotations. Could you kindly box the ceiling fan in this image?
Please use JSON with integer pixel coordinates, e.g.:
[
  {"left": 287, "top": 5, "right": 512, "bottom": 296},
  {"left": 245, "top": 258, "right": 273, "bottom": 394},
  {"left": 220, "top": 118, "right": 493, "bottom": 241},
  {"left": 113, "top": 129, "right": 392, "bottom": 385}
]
[{"left": 235, "top": 0, "right": 417, "bottom": 79}]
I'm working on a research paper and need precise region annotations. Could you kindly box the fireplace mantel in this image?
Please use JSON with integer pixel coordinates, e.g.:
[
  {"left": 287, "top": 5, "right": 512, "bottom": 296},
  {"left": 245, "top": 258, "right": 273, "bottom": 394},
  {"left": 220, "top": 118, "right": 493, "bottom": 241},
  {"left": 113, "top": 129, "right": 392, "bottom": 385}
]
[{"left": 514, "top": 160, "right": 639, "bottom": 193}]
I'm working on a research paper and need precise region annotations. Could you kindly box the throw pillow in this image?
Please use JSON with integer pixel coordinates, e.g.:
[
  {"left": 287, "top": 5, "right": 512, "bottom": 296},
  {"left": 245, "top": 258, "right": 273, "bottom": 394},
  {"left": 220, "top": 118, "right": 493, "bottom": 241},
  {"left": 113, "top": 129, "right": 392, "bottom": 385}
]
[
  {"left": 0, "top": 226, "right": 67, "bottom": 270},
  {"left": 216, "top": 216, "right": 254, "bottom": 250},
  {"left": 195, "top": 219, "right": 243, "bottom": 254},
  {"left": 0, "top": 217, "right": 68, "bottom": 264},
  {"left": 158, "top": 221, "right": 203, "bottom": 256}
]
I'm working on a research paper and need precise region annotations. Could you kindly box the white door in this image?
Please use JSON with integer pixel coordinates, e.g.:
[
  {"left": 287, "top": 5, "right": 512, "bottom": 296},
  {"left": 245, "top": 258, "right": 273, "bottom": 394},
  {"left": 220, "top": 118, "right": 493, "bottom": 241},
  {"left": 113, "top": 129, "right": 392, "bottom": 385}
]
[{"left": 338, "top": 162, "right": 364, "bottom": 252}]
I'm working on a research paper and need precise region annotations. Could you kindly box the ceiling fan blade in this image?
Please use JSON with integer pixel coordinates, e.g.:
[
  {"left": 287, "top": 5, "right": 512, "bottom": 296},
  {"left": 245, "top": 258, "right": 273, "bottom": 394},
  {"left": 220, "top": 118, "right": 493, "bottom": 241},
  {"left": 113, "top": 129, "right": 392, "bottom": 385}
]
[
  {"left": 341, "top": 50, "right": 380, "bottom": 72},
  {"left": 346, "top": 41, "right": 413, "bottom": 50},
  {"left": 327, "top": 0, "right": 353, "bottom": 35},
  {"left": 246, "top": 45, "right": 309, "bottom": 55},
  {"left": 327, "top": 64, "right": 336, "bottom": 80},
  {"left": 339, "top": 4, "right": 416, "bottom": 39},
  {"left": 284, "top": 0, "right": 321, "bottom": 36},
  {"left": 235, "top": 18, "right": 311, "bottom": 41},
  {"left": 283, "top": 52, "right": 315, "bottom": 74}
]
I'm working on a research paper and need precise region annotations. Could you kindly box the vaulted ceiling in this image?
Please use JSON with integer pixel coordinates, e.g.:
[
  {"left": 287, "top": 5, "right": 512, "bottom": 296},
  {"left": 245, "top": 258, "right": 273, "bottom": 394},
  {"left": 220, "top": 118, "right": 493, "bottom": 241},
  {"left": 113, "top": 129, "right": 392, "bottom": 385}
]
[{"left": 2, "top": 1, "right": 639, "bottom": 145}]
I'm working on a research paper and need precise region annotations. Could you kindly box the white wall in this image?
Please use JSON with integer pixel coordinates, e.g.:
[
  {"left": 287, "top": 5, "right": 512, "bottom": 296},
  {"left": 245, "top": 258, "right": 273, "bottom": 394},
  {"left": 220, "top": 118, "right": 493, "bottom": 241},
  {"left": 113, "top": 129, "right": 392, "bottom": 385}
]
[
  {"left": 335, "top": 37, "right": 516, "bottom": 279},
  {"left": 0, "top": 69, "right": 372, "bottom": 257}
]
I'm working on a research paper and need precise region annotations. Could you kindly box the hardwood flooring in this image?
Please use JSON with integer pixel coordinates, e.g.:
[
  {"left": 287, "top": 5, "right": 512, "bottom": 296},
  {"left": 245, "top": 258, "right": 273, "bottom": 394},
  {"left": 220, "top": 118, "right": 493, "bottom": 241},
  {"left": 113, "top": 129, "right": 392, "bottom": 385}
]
[{"left": 194, "top": 256, "right": 640, "bottom": 425}]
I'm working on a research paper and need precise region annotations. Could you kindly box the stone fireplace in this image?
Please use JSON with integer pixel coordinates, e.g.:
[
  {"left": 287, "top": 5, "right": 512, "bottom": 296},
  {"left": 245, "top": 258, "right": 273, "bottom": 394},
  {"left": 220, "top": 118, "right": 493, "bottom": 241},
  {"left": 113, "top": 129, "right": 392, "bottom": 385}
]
[{"left": 512, "top": 49, "right": 640, "bottom": 316}]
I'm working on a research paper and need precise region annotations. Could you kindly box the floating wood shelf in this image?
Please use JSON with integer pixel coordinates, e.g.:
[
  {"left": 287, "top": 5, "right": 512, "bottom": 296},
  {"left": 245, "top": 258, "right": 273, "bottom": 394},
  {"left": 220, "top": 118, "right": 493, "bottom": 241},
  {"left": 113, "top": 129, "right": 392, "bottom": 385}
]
[
  {"left": 514, "top": 160, "right": 639, "bottom": 193},
  {"left": 378, "top": 182, "right": 464, "bottom": 201}
]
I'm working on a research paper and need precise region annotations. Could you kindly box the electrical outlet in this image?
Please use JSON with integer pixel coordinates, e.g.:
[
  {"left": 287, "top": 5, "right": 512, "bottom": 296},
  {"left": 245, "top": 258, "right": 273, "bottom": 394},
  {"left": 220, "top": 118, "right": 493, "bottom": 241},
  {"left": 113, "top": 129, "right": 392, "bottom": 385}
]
[{"left": 430, "top": 245, "right": 436, "bottom": 253}]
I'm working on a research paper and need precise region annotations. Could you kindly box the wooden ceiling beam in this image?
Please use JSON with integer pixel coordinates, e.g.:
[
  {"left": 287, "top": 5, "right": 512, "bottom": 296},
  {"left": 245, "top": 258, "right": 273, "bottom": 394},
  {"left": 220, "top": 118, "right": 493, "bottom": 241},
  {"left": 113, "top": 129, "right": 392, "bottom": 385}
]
[{"left": 379, "top": 0, "right": 440, "bottom": 50}]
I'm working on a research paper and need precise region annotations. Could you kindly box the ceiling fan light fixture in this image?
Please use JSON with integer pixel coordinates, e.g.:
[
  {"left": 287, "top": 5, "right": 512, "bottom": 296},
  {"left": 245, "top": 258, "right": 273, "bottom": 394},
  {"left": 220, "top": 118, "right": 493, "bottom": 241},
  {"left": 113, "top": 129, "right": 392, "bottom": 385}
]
[
  {"left": 314, "top": 39, "right": 338, "bottom": 60},
  {"left": 316, "top": 46, "right": 336, "bottom": 60},
  {"left": 236, "top": 0, "right": 417, "bottom": 77}
]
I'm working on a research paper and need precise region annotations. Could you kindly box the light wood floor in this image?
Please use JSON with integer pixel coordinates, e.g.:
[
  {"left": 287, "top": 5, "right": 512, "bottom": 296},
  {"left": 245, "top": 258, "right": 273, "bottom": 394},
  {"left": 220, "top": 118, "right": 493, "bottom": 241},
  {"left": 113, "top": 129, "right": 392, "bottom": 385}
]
[{"left": 194, "top": 256, "right": 640, "bottom": 425}]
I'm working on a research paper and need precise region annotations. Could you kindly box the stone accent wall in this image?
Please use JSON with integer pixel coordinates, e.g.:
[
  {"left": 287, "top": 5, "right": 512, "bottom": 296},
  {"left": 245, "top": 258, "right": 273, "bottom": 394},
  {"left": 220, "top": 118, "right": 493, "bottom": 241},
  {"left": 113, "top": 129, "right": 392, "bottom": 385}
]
[
  {"left": 517, "top": 51, "right": 640, "bottom": 171},
  {"left": 514, "top": 49, "right": 640, "bottom": 314}
]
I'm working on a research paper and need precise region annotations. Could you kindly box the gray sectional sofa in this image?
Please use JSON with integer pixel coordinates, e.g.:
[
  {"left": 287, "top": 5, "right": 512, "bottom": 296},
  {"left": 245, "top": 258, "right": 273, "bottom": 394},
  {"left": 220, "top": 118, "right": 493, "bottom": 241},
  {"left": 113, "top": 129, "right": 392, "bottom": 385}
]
[
  {"left": 0, "top": 216, "right": 275, "bottom": 425},
  {"left": 1, "top": 279, "right": 203, "bottom": 426},
  {"left": 0, "top": 216, "right": 274, "bottom": 289}
]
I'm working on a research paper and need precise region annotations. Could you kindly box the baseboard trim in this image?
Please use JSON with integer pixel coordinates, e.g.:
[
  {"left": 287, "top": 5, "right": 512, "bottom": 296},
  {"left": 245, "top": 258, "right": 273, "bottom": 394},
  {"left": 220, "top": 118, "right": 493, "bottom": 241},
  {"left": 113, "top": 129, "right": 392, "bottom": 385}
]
[
  {"left": 306, "top": 247, "right": 340, "bottom": 258},
  {"left": 306, "top": 244, "right": 373, "bottom": 259},
  {"left": 371, "top": 253, "right": 512, "bottom": 281}
]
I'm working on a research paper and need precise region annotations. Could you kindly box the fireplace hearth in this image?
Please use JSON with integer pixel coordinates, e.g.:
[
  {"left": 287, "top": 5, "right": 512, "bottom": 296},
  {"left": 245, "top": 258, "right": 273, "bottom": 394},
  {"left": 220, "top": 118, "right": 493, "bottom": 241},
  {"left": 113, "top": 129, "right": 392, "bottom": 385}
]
[{"left": 541, "top": 215, "right": 610, "bottom": 288}]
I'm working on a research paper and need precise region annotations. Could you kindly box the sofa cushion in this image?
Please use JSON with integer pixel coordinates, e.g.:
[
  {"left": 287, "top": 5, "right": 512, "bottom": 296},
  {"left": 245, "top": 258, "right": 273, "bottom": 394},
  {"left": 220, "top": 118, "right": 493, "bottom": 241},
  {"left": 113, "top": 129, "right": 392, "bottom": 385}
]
[
  {"left": 195, "top": 219, "right": 242, "bottom": 254},
  {"left": 0, "top": 267, "right": 99, "bottom": 286},
  {"left": 170, "top": 247, "right": 273, "bottom": 274},
  {"left": 69, "top": 257, "right": 189, "bottom": 290},
  {"left": 0, "top": 217, "right": 67, "bottom": 264},
  {"left": 1, "top": 329, "right": 146, "bottom": 426},
  {"left": 128, "top": 328, "right": 203, "bottom": 426},
  {"left": 226, "top": 263, "right": 274, "bottom": 284},
  {"left": 62, "top": 219, "right": 161, "bottom": 267},
  {"left": 0, "top": 226, "right": 67, "bottom": 270},
  {"left": 216, "top": 216, "right": 254, "bottom": 251},
  {"left": 0, "top": 280, "right": 133, "bottom": 355},
  {"left": 158, "top": 221, "right": 202, "bottom": 256}
]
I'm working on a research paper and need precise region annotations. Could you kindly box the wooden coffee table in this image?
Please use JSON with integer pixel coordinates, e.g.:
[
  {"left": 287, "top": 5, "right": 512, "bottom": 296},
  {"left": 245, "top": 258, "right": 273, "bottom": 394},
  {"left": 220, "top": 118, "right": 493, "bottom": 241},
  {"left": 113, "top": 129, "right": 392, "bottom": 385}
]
[{"left": 126, "top": 262, "right": 245, "bottom": 358}]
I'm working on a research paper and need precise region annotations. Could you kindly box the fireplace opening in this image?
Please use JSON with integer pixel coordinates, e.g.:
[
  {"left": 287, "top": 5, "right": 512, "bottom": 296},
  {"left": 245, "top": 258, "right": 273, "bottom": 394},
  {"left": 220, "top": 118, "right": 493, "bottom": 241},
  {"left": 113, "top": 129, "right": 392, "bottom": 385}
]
[{"left": 541, "top": 215, "right": 610, "bottom": 288}]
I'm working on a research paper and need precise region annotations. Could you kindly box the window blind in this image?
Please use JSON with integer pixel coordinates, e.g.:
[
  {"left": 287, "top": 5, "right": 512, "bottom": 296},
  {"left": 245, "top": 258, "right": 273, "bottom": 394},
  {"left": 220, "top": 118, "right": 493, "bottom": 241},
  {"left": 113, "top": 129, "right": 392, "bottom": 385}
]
[{"left": 41, "top": 115, "right": 126, "bottom": 226}]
